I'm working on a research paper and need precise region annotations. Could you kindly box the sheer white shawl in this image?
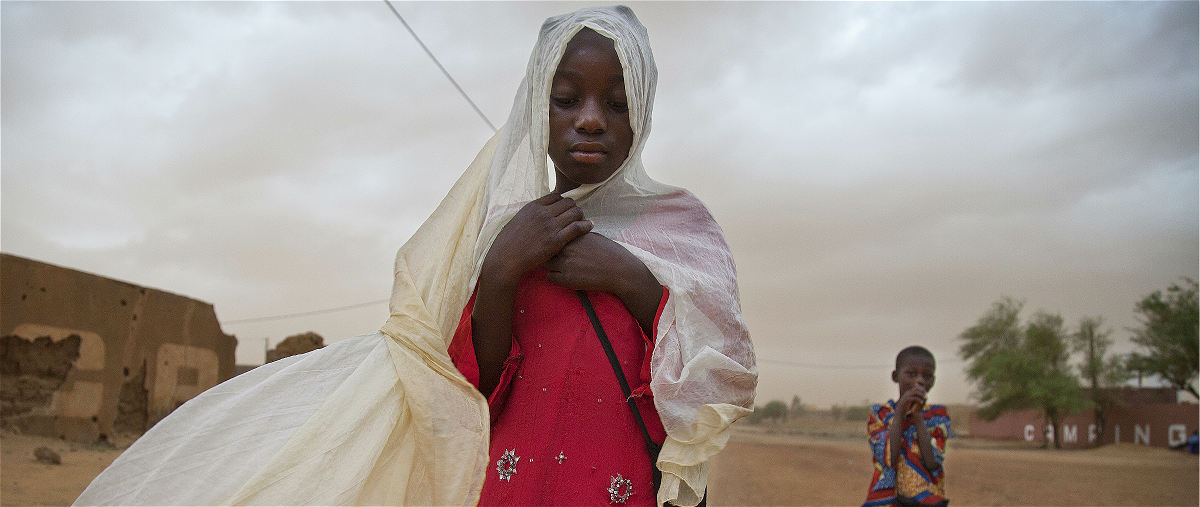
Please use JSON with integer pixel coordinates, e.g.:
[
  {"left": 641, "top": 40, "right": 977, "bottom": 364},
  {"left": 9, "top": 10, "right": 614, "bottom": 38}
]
[
  {"left": 74, "top": 6, "right": 755, "bottom": 507},
  {"left": 460, "top": 7, "right": 758, "bottom": 505}
]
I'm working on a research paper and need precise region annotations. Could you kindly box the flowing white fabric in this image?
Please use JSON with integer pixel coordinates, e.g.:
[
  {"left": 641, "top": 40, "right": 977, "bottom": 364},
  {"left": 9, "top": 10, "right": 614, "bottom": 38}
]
[
  {"left": 75, "top": 6, "right": 755, "bottom": 507},
  {"left": 470, "top": 8, "right": 757, "bottom": 503}
]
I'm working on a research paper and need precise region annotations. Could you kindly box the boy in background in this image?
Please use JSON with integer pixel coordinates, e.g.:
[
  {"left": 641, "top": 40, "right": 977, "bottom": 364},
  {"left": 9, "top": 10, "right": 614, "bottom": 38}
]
[{"left": 863, "top": 346, "right": 950, "bottom": 507}]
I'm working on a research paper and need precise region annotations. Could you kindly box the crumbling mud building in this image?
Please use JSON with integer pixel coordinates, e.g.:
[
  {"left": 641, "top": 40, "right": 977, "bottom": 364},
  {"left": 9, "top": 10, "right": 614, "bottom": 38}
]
[{"left": 1, "top": 253, "right": 236, "bottom": 442}]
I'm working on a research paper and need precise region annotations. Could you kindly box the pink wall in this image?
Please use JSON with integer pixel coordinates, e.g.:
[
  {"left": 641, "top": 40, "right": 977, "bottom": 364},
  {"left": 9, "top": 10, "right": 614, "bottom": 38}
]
[{"left": 969, "top": 402, "right": 1199, "bottom": 448}]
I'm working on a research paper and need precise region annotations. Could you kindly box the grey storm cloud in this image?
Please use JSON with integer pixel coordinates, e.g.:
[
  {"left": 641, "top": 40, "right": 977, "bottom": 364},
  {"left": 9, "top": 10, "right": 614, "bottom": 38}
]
[{"left": 2, "top": 1, "right": 1196, "bottom": 407}]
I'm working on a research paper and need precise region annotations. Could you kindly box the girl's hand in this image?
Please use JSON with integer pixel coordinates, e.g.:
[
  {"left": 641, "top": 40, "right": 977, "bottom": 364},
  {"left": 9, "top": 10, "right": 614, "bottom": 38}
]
[
  {"left": 472, "top": 193, "right": 591, "bottom": 396},
  {"left": 483, "top": 193, "right": 593, "bottom": 286},
  {"left": 544, "top": 232, "right": 662, "bottom": 334},
  {"left": 543, "top": 232, "right": 650, "bottom": 295}
]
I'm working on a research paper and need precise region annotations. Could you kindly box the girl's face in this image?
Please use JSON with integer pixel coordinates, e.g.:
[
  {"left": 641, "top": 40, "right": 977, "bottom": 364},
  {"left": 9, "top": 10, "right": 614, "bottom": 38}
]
[{"left": 548, "top": 28, "right": 634, "bottom": 193}]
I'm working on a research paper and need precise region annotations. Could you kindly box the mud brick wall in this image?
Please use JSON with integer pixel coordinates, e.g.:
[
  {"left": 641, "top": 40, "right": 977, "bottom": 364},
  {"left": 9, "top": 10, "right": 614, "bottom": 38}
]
[
  {"left": 0, "top": 253, "right": 236, "bottom": 442},
  {"left": 266, "top": 331, "right": 324, "bottom": 363}
]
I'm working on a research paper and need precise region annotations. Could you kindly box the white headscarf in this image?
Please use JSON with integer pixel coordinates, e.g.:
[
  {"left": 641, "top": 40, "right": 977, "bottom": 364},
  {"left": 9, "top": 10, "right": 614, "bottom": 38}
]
[{"left": 74, "top": 6, "right": 754, "bottom": 507}]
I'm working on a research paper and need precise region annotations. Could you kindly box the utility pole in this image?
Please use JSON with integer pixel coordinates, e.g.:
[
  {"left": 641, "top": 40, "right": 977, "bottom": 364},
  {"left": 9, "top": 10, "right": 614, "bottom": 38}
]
[{"left": 263, "top": 337, "right": 270, "bottom": 365}]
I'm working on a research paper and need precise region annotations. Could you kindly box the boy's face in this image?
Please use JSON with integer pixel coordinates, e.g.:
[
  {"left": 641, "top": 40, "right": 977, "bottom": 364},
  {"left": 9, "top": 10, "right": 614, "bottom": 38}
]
[
  {"left": 892, "top": 354, "right": 936, "bottom": 397},
  {"left": 547, "top": 28, "right": 634, "bottom": 192}
]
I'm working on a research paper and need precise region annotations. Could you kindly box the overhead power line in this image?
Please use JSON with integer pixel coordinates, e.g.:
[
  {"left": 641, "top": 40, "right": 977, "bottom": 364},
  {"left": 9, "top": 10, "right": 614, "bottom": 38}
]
[
  {"left": 227, "top": 9, "right": 962, "bottom": 372},
  {"left": 222, "top": 3, "right": 495, "bottom": 329},
  {"left": 223, "top": 299, "right": 389, "bottom": 325},
  {"left": 759, "top": 357, "right": 962, "bottom": 370},
  {"left": 759, "top": 358, "right": 885, "bottom": 370},
  {"left": 383, "top": 0, "right": 497, "bottom": 132}
]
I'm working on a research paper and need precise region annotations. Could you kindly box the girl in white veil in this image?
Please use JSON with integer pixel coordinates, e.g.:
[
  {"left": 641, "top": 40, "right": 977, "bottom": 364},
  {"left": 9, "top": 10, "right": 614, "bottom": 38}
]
[{"left": 75, "top": 5, "right": 755, "bottom": 507}]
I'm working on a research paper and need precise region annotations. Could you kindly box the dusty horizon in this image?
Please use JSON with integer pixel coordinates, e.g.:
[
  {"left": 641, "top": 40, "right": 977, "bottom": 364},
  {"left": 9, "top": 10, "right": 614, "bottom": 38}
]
[{"left": 3, "top": 1, "right": 1196, "bottom": 408}]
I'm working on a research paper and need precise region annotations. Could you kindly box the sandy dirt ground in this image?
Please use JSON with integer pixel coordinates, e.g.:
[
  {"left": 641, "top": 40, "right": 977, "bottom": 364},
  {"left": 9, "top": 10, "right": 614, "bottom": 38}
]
[
  {"left": 709, "top": 425, "right": 1200, "bottom": 506},
  {"left": 3, "top": 426, "right": 1197, "bottom": 506},
  {"left": 1, "top": 431, "right": 125, "bottom": 507}
]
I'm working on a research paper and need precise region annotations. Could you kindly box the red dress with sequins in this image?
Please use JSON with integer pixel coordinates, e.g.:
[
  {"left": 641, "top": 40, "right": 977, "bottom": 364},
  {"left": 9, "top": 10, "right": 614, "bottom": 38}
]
[{"left": 449, "top": 268, "right": 669, "bottom": 506}]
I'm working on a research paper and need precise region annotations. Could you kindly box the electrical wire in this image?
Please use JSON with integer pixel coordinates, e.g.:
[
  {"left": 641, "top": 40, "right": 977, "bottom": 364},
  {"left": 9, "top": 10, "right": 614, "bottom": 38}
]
[
  {"left": 383, "top": 0, "right": 497, "bottom": 133},
  {"left": 758, "top": 358, "right": 886, "bottom": 370},
  {"left": 222, "top": 299, "right": 389, "bottom": 325},
  {"left": 222, "top": 4, "right": 960, "bottom": 378},
  {"left": 759, "top": 357, "right": 962, "bottom": 370},
  {"left": 221, "top": 2, "right": 499, "bottom": 328}
]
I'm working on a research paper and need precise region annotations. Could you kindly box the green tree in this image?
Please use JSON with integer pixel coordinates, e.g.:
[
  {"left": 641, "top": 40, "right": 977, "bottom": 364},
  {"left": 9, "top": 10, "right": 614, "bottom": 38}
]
[
  {"left": 1024, "top": 311, "right": 1088, "bottom": 448},
  {"left": 959, "top": 298, "right": 1087, "bottom": 448},
  {"left": 1070, "top": 316, "right": 1129, "bottom": 445},
  {"left": 959, "top": 298, "right": 1028, "bottom": 420},
  {"left": 1127, "top": 279, "right": 1199, "bottom": 398}
]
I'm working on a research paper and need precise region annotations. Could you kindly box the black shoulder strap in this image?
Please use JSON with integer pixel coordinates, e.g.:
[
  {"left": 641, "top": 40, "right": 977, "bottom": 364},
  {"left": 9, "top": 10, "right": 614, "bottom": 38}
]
[
  {"left": 575, "top": 290, "right": 662, "bottom": 462},
  {"left": 578, "top": 290, "right": 713, "bottom": 505}
]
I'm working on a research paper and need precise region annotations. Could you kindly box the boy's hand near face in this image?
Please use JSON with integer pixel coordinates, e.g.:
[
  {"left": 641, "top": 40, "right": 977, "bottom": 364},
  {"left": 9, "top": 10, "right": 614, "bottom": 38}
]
[
  {"left": 898, "top": 385, "right": 927, "bottom": 417},
  {"left": 891, "top": 386, "right": 941, "bottom": 473},
  {"left": 899, "top": 385, "right": 940, "bottom": 473}
]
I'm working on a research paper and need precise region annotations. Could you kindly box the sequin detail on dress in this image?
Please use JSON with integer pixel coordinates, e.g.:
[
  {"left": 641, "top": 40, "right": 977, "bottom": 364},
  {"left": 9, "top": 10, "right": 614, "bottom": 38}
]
[
  {"left": 607, "top": 474, "right": 633, "bottom": 504},
  {"left": 496, "top": 449, "right": 519, "bottom": 482}
]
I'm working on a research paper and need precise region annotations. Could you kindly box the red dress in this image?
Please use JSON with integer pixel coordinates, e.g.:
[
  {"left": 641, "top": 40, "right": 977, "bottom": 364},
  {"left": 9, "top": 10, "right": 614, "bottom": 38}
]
[{"left": 449, "top": 268, "right": 669, "bottom": 506}]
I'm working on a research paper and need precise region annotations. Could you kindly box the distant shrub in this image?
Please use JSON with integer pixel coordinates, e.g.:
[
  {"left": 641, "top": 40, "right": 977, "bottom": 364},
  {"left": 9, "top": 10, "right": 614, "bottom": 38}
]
[
  {"left": 761, "top": 400, "right": 788, "bottom": 422},
  {"left": 844, "top": 405, "right": 871, "bottom": 421},
  {"left": 789, "top": 395, "right": 806, "bottom": 418},
  {"left": 746, "top": 405, "right": 765, "bottom": 424}
]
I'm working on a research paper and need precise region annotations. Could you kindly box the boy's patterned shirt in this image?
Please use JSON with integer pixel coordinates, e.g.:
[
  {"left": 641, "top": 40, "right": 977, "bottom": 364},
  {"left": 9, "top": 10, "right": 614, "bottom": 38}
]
[{"left": 862, "top": 400, "right": 950, "bottom": 507}]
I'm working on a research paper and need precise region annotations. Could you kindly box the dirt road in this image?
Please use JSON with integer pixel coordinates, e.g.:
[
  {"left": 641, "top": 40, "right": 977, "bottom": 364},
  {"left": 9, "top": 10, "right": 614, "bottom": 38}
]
[
  {"left": 709, "top": 426, "right": 1199, "bottom": 506},
  {"left": 1, "top": 432, "right": 122, "bottom": 507},
  {"left": 3, "top": 427, "right": 1197, "bottom": 506}
]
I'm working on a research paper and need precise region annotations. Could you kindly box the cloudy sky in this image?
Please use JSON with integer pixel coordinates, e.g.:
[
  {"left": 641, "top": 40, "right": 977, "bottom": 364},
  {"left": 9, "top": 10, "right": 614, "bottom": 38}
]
[{"left": 3, "top": 1, "right": 1196, "bottom": 408}]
